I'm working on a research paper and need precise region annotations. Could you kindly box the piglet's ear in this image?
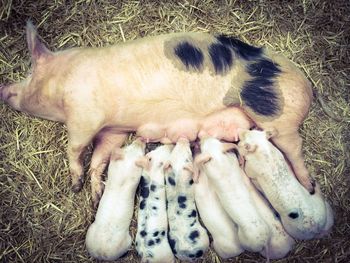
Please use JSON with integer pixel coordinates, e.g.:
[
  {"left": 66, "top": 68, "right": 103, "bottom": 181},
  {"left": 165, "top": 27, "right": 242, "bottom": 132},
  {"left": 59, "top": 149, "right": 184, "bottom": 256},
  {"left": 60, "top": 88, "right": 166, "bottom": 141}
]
[
  {"left": 135, "top": 156, "right": 150, "bottom": 170},
  {"left": 244, "top": 143, "right": 257, "bottom": 153},
  {"left": 183, "top": 163, "right": 194, "bottom": 174},
  {"left": 26, "top": 20, "right": 53, "bottom": 63},
  {"left": 194, "top": 153, "right": 212, "bottom": 167},
  {"left": 110, "top": 148, "right": 124, "bottom": 161},
  {"left": 222, "top": 142, "right": 238, "bottom": 153},
  {"left": 163, "top": 161, "right": 172, "bottom": 173},
  {"left": 265, "top": 128, "right": 278, "bottom": 139}
]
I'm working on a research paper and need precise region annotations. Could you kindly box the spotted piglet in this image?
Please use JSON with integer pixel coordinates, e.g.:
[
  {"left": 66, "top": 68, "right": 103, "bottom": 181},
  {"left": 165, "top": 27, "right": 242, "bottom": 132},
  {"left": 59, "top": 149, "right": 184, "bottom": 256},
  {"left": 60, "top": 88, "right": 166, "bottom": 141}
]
[
  {"left": 135, "top": 144, "right": 175, "bottom": 263},
  {"left": 85, "top": 139, "right": 145, "bottom": 260},
  {"left": 165, "top": 138, "right": 209, "bottom": 261},
  {"left": 193, "top": 169, "right": 243, "bottom": 259}
]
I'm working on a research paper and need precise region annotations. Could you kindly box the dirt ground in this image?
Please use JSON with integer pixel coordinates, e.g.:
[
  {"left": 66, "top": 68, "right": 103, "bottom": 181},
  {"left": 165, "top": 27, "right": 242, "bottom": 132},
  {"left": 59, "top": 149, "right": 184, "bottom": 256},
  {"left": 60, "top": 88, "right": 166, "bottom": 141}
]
[{"left": 0, "top": 0, "right": 349, "bottom": 262}]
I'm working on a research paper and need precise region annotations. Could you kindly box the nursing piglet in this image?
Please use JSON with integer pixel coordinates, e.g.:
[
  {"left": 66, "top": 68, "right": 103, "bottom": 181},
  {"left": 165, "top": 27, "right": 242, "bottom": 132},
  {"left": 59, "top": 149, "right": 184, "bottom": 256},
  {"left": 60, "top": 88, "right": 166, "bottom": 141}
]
[
  {"left": 195, "top": 137, "right": 270, "bottom": 252},
  {"left": 165, "top": 138, "right": 209, "bottom": 261},
  {"left": 193, "top": 168, "right": 243, "bottom": 258},
  {"left": 135, "top": 145, "right": 175, "bottom": 263},
  {"left": 238, "top": 171, "right": 295, "bottom": 259},
  {"left": 85, "top": 139, "right": 145, "bottom": 260},
  {"left": 237, "top": 129, "right": 334, "bottom": 240}
]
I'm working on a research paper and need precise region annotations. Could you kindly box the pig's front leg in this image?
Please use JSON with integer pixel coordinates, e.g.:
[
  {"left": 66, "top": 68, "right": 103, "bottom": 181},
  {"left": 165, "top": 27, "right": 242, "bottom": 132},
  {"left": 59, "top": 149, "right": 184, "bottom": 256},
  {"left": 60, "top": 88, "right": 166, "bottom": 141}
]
[
  {"left": 90, "top": 131, "right": 127, "bottom": 208},
  {"left": 67, "top": 122, "right": 101, "bottom": 193}
]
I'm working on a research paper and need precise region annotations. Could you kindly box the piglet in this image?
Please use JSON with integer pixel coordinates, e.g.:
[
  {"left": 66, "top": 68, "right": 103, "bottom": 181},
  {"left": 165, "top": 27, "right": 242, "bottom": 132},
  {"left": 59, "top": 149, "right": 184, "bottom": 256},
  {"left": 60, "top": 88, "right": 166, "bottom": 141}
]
[
  {"left": 238, "top": 171, "right": 295, "bottom": 259},
  {"left": 193, "top": 168, "right": 243, "bottom": 258},
  {"left": 165, "top": 138, "right": 209, "bottom": 261},
  {"left": 85, "top": 139, "right": 145, "bottom": 260},
  {"left": 237, "top": 129, "right": 333, "bottom": 240},
  {"left": 135, "top": 144, "right": 175, "bottom": 263},
  {"left": 195, "top": 137, "right": 270, "bottom": 253}
]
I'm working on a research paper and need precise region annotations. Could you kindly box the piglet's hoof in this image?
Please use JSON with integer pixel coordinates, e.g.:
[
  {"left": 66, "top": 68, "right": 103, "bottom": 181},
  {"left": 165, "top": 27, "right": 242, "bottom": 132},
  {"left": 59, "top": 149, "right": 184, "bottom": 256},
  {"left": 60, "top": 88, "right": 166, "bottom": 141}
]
[{"left": 71, "top": 178, "right": 84, "bottom": 193}]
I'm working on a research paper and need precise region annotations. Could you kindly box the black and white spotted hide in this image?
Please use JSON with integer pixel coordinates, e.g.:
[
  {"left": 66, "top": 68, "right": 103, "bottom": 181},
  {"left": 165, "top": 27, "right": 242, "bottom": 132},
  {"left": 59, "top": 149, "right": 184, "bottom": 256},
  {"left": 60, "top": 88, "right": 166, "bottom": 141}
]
[
  {"left": 165, "top": 139, "right": 209, "bottom": 261},
  {"left": 136, "top": 145, "right": 175, "bottom": 263}
]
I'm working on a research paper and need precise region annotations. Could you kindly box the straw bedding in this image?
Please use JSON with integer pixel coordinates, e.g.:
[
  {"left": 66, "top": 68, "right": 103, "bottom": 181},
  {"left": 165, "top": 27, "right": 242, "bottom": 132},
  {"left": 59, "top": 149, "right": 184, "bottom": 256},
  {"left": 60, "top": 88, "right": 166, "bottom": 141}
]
[{"left": 0, "top": 0, "right": 349, "bottom": 262}]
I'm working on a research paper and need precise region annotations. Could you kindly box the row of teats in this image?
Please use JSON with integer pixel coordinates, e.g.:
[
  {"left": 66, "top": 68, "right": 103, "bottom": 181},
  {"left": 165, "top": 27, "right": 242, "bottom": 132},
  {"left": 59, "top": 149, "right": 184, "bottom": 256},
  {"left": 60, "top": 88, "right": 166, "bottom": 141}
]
[{"left": 85, "top": 129, "right": 333, "bottom": 262}]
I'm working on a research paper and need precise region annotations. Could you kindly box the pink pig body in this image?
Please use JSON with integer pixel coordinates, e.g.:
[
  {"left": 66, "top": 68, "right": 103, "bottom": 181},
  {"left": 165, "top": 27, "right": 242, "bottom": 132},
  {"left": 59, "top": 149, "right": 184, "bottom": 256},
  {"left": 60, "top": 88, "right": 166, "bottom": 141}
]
[{"left": 1, "top": 22, "right": 313, "bottom": 206}]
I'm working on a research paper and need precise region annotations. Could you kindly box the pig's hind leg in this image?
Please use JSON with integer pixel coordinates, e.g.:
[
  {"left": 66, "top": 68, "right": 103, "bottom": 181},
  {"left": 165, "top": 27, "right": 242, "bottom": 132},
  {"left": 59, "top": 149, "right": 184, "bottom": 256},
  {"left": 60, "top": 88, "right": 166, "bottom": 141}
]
[{"left": 90, "top": 131, "right": 127, "bottom": 208}]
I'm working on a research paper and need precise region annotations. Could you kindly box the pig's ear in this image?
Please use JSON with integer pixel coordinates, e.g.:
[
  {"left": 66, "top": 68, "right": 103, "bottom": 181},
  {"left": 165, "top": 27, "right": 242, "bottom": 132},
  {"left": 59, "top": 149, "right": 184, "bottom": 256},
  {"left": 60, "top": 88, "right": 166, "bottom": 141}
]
[
  {"left": 26, "top": 20, "right": 53, "bottom": 63},
  {"left": 163, "top": 161, "right": 172, "bottom": 173},
  {"left": 243, "top": 143, "right": 257, "bottom": 153},
  {"left": 135, "top": 156, "right": 150, "bottom": 170},
  {"left": 183, "top": 163, "right": 194, "bottom": 174},
  {"left": 110, "top": 148, "right": 124, "bottom": 161},
  {"left": 222, "top": 142, "right": 238, "bottom": 153},
  {"left": 194, "top": 153, "right": 212, "bottom": 166},
  {"left": 265, "top": 128, "right": 278, "bottom": 139}
]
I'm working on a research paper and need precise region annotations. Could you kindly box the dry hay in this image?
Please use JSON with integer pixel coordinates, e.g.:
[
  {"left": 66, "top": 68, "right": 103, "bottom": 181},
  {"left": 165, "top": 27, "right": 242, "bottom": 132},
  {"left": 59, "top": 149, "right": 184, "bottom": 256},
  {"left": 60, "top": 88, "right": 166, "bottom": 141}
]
[{"left": 0, "top": 0, "right": 349, "bottom": 262}]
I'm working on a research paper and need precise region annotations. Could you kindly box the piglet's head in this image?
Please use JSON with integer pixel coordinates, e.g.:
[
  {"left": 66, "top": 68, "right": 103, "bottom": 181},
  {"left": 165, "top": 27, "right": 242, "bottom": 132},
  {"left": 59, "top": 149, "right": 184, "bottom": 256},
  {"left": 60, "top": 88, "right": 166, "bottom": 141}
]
[
  {"left": 1, "top": 21, "right": 54, "bottom": 113},
  {"left": 237, "top": 128, "right": 277, "bottom": 156}
]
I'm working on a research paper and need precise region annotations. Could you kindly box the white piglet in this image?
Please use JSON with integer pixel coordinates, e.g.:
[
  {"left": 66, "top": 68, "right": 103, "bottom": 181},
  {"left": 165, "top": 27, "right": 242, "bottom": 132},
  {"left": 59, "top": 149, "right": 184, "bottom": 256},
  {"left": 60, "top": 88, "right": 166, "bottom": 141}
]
[
  {"left": 193, "top": 168, "right": 244, "bottom": 259},
  {"left": 195, "top": 137, "right": 270, "bottom": 253},
  {"left": 85, "top": 139, "right": 146, "bottom": 260},
  {"left": 237, "top": 129, "right": 333, "bottom": 240},
  {"left": 135, "top": 144, "right": 175, "bottom": 263},
  {"left": 165, "top": 138, "right": 209, "bottom": 261},
  {"left": 239, "top": 173, "right": 296, "bottom": 259}
]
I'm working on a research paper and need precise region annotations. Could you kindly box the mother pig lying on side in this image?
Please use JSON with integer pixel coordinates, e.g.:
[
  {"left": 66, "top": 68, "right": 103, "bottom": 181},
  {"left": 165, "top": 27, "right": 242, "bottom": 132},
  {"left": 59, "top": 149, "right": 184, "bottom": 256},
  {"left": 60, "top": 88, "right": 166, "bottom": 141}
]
[{"left": 0, "top": 21, "right": 313, "bottom": 207}]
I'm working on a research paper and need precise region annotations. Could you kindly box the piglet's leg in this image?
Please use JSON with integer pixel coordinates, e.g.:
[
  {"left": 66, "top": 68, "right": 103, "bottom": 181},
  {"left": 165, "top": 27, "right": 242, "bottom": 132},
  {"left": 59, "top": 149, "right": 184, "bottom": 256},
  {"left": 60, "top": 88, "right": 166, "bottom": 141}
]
[
  {"left": 270, "top": 130, "right": 315, "bottom": 194},
  {"left": 90, "top": 131, "right": 127, "bottom": 208}
]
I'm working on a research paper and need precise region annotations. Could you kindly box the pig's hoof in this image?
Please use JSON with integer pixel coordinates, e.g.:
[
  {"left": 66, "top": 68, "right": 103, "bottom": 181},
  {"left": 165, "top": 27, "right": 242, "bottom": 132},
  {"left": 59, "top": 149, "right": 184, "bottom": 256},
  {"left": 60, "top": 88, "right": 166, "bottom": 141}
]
[
  {"left": 92, "top": 192, "right": 102, "bottom": 209},
  {"left": 71, "top": 179, "right": 84, "bottom": 193}
]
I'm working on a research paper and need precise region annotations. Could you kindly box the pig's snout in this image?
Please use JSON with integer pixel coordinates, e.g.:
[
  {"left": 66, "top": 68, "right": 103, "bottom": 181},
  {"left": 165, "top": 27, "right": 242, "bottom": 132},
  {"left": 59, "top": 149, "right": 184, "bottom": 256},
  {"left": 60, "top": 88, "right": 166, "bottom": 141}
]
[{"left": 0, "top": 84, "right": 21, "bottom": 110}]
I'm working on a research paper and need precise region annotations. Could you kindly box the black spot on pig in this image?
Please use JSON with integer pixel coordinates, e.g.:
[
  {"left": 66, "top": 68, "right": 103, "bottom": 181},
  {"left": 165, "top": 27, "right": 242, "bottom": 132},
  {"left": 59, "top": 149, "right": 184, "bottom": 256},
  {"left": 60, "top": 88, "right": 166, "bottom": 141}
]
[
  {"left": 178, "top": 195, "right": 187, "bottom": 204},
  {"left": 241, "top": 58, "right": 281, "bottom": 116},
  {"left": 288, "top": 212, "right": 299, "bottom": 219},
  {"left": 189, "top": 230, "right": 200, "bottom": 242},
  {"left": 161, "top": 231, "right": 166, "bottom": 236},
  {"left": 155, "top": 238, "right": 161, "bottom": 244},
  {"left": 178, "top": 195, "right": 187, "bottom": 209},
  {"left": 208, "top": 43, "right": 233, "bottom": 74},
  {"left": 140, "top": 186, "right": 150, "bottom": 199},
  {"left": 188, "top": 210, "right": 197, "bottom": 218},
  {"left": 152, "top": 206, "right": 157, "bottom": 211},
  {"left": 168, "top": 234, "right": 177, "bottom": 254},
  {"left": 189, "top": 179, "right": 194, "bottom": 185},
  {"left": 140, "top": 176, "right": 148, "bottom": 188},
  {"left": 148, "top": 240, "right": 155, "bottom": 246},
  {"left": 196, "top": 250, "right": 203, "bottom": 257},
  {"left": 140, "top": 199, "right": 146, "bottom": 210},
  {"left": 150, "top": 184, "right": 157, "bottom": 192},
  {"left": 168, "top": 176, "right": 176, "bottom": 186},
  {"left": 174, "top": 42, "right": 204, "bottom": 70},
  {"left": 216, "top": 35, "right": 262, "bottom": 60},
  {"left": 190, "top": 220, "right": 196, "bottom": 227},
  {"left": 140, "top": 230, "right": 147, "bottom": 237},
  {"left": 248, "top": 59, "right": 281, "bottom": 79},
  {"left": 153, "top": 231, "right": 159, "bottom": 237},
  {"left": 189, "top": 254, "right": 195, "bottom": 258}
]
